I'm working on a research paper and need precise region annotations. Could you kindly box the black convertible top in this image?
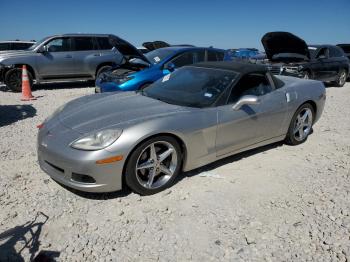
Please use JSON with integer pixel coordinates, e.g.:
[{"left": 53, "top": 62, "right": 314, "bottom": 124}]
[{"left": 191, "top": 61, "right": 268, "bottom": 75}]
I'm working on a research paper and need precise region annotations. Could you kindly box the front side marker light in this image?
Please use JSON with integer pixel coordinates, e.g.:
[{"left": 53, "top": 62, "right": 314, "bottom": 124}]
[{"left": 96, "top": 155, "right": 123, "bottom": 164}]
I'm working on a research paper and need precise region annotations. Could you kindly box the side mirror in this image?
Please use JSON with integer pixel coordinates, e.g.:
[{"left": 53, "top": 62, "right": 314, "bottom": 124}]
[
  {"left": 232, "top": 95, "right": 260, "bottom": 111},
  {"left": 164, "top": 62, "right": 175, "bottom": 72},
  {"left": 37, "top": 45, "right": 48, "bottom": 53}
]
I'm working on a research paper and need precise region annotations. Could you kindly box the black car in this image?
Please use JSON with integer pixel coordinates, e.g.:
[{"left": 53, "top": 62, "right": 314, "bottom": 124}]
[{"left": 261, "top": 32, "right": 350, "bottom": 87}]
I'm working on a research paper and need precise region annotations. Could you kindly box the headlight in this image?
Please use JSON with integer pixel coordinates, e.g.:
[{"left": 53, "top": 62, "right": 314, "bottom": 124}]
[
  {"left": 117, "top": 76, "right": 134, "bottom": 85},
  {"left": 71, "top": 129, "right": 122, "bottom": 150},
  {"left": 284, "top": 66, "right": 299, "bottom": 73}
]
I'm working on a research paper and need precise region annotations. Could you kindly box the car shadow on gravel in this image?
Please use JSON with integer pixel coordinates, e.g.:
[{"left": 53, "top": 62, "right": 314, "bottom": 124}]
[
  {"left": 0, "top": 104, "right": 36, "bottom": 127},
  {"left": 0, "top": 212, "right": 60, "bottom": 261},
  {"left": 0, "top": 81, "right": 94, "bottom": 92},
  {"left": 178, "top": 141, "right": 284, "bottom": 182},
  {"left": 55, "top": 180, "right": 132, "bottom": 200},
  {"left": 34, "top": 81, "right": 95, "bottom": 91}
]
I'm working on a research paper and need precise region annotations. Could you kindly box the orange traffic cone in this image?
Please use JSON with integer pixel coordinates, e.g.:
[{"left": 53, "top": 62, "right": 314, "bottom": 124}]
[{"left": 21, "top": 65, "right": 36, "bottom": 101}]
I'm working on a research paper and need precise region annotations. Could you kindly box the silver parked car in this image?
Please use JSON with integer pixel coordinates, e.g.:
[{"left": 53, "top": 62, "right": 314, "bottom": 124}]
[
  {"left": 0, "top": 34, "right": 146, "bottom": 91},
  {"left": 0, "top": 40, "right": 35, "bottom": 51},
  {"left": 37, "top": 62, "right": 326, "bottom": 195}
]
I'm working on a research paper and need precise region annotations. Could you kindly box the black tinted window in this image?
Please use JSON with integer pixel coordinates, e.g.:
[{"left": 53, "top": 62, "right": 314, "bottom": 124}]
[
  {"left": 329, "top": 46, "right": 344, "bottom": 57},
  {"left": 12, "top": 43, "right": 33, "bottom": 50},
  {"left": 316, "top": 48, "right": 329, "bottom": 59},
  {"left": 97, "top": 37, "right": 112, "bottom": 50},
  {"left": 170, "top": 52, "right": 194, "bottom": 67},
  {"left": 194, "top": 51, "right": 205, "bottom": 62},
  {"left": 73, "top": 37, "right": 96, "bottom": 51},
  {"left": 338, "top": 45, "right": 350, "bottom": 53},
  {"left": 207, "top": 50, "right": 224, "bottom": 61},
  {"left": 229, "top": 73, "right": 273, "bottom": 104},
  {"left": 0, "top": 43, "right": 11, "bottom": 50},
  {"left": 46, "top": 38, "right": 72, "bottom": 52}
]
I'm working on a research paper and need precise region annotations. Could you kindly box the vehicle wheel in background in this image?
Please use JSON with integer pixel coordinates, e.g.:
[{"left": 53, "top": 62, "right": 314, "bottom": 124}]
[
  {"left": 96, "top": 65, "right": 112, "bottom": 78},
  {"left": 303, "top": 71, "right": 311, "bottom": 79},
  {"left": 4, "top": 68, "right": 33, "bottom": 92},
  {"left": 285, "top": 103, "right": 314, "bottom": 145},
  {"left": 335, "top": 69, "right": 347, "bottom": 87},
  {"left": 125, "top": 136, "right": 182, "bottom": 195}
]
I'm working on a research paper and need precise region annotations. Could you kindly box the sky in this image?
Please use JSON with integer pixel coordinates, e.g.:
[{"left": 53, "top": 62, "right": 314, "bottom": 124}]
[{"left": 0, "top": 0, "right": 349, "bottom": 50}]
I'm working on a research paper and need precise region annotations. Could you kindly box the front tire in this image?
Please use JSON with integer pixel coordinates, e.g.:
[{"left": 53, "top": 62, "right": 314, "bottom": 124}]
[
  {"left": 125, "top": 136, "right": 182, "bottom": 195},
  {"left": 96, "top": 65, "right": 112, "bottom": 79},
  {"left": 285, "top": 103, "right": 314, "bottom": 145},
  {"left": 4, "top": 68, "right": 33, "bottom": 92}
]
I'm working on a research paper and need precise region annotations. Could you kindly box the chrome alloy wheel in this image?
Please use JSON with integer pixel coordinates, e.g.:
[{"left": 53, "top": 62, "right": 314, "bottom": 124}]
[
  {"left": 339, "top": 70, "right": 347, "bottom": 86},
  {"left": 135, "top": 141, "right": 178, "bottom": 189},
  {"left": 293, "top": 108, "right": 313, "bottom": 141}
]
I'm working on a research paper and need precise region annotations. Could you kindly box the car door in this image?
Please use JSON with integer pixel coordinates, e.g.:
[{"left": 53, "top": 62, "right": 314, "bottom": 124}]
[
  {"left": 206, "top": 50, "right": 225, "bottom": 61},
  {"left": 328, "top": 46, "right": 344, "bottom": 80},
  {"left": 71, "top": 36, "right": 103, "bottom": 77},
  {"left": 313, "top": 47, "right": 333, "bottom": 80},
  {"left": 216, "top": 72, "right": 287, "bottom": 157},
  {"left": 36, "top": 37, "right": 76, "bottom": 79},
  {"left": 162, "top": 50, "right": 200, "bottom": 76}
]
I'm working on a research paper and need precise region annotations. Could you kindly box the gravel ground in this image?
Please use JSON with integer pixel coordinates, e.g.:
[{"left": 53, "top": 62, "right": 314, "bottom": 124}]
[{"left": 0, "top": 82, "right": 350, "bottom": 261}]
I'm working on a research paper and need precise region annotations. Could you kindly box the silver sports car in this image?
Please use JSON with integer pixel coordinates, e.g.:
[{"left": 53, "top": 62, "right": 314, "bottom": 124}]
[{"left": 37, "top": 62, "right": 326, "bottom": 195}]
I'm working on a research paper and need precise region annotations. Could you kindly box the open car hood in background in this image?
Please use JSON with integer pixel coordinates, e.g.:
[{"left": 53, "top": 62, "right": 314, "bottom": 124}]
[
  {"left": 110, "top": 35, "right": 150, "bottom": 64},
  {"left": 142, "top": 41, "right": 171, "bottom": 51},
  {"left": 261, "top": 32, "right": 310, "bottom": 61}
]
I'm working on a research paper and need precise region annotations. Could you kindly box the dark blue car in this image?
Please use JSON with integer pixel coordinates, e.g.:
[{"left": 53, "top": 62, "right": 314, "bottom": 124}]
[{"left": 95, "top": 46, "right": 225, "bottom": 93}]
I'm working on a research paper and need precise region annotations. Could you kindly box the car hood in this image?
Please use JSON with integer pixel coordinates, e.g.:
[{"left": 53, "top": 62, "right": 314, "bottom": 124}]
[
  {"left": 58, "top": 92, "right": 189, "bottom": 134},
  {"left": 0, "top": 50, "right": 34, "bottom": 60},
  {"left": 142, "top": 41, "right": 170, "bottom": 51},
  {"left": 261, "top": 32, "right": 310, "bottom": 61},
  {"left": 111, "top": 36, "right": 150, "bottom": 64}
]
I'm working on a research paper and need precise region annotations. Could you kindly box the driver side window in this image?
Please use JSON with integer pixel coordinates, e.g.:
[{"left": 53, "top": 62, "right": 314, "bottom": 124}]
[
  {"left": 316, "top": 48, "right": 329, "bottom": 59},
  {"left": 228, "top": 73, "right": 273, "bottom": 104},
  {"left": 170, "top": 52, "right": 194, "bottom": 68},
  {"left": 46, "top": 38, "right": 71, "bottom": 52}
]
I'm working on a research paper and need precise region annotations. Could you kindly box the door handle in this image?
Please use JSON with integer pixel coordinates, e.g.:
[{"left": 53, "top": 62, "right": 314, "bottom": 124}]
[
  {"left": 64, "top": 55, "right": 72, "bottom": 58},
  {"left": 93, "top": 53, "right": 102, "bottom": 57}
]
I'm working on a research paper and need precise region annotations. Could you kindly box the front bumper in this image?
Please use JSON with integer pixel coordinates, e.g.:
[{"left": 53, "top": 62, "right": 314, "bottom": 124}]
[{"left": 37, "top": 124, "right": 126, "bottom": 193}]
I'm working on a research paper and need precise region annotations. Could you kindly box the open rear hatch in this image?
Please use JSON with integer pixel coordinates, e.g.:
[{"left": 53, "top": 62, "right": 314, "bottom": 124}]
[{"left": 261, "top": 32, "right": 310, "bottom": 62}]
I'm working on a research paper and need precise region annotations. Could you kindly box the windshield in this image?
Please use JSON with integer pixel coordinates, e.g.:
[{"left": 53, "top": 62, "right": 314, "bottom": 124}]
[
  {"left": 145, "top": 48, "right": 174, "bottom": 64},
  {"left": 27, "top": 36, "right": 51, "bottom": 50},
  {"left": 142, "top": 66, "right": 237, "bottom": 108}
]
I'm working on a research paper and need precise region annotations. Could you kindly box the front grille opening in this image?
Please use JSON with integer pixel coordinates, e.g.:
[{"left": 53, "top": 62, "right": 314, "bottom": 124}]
[
  {"left": 45, "top": 161, "right": 64, "bottom": 173},
  {"left": 71, "top": 173, "right": 96, "bottom": 184}
]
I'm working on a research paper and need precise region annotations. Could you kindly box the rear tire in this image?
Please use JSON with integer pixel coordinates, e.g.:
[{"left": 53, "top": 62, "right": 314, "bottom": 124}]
[
  {"left": 125, "top": 136, "right": 182, "bottom": 195},
  {"left": 4, "top": 68, "right": 33, "bottom": 92},
  {"left": 335, "top": 69, "right": 347, "bottom": 87},
  {"left": 285, "top": 103, "right": 314, "bottom": 145}
]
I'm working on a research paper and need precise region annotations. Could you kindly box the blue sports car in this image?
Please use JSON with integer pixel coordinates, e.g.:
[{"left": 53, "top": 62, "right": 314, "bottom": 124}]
[{"left": 95, "top": 46, "right": 225, "bottom": 93}]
